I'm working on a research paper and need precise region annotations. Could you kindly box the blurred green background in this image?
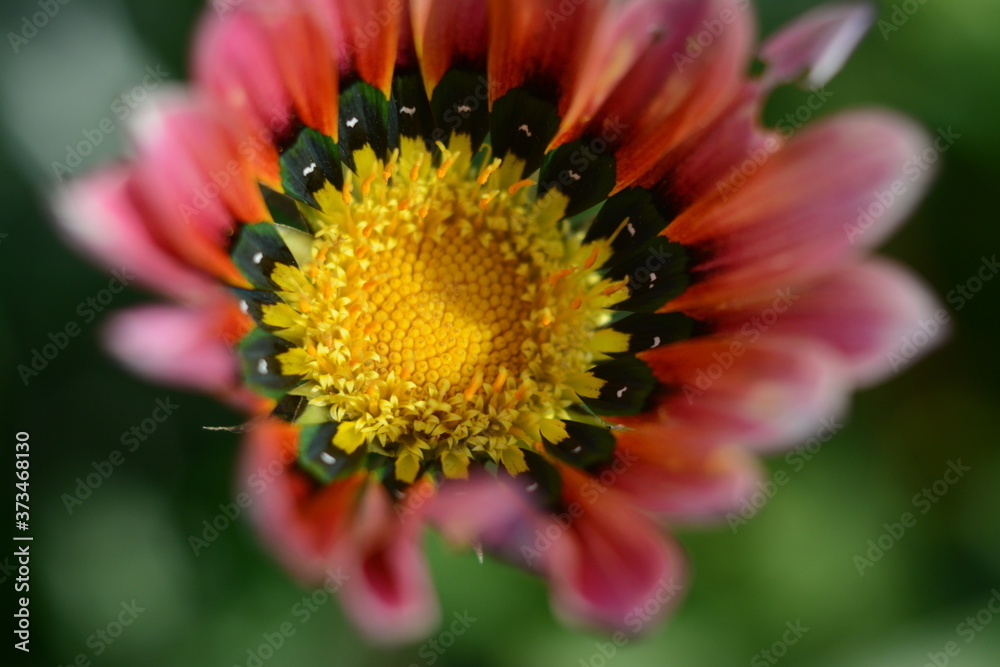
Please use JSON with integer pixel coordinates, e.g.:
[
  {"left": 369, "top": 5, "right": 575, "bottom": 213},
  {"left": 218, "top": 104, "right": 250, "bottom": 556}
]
[{"left": 1, "top": 0, "right": 998, "bottom": 665}]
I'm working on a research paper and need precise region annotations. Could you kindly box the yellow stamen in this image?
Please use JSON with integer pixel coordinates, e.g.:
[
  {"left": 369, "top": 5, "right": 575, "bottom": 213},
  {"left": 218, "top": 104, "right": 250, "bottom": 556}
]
[
  {"left": 464, "top": 370, "right": 484, "bottom": 401},
  {"left": 477, "top": 158, "right": 502, "bottom": 185},
  {"left": 508, "top": 178, "right": 536, "bottom": 196},
  {"left": 492, "top": 368, "right": 509, "bottom": 394},
  {"left": 361, "top": 172, "right": 378, "bottom": 196},
  {"left": 478, "top": 191, "right": 499, "bottom": 210},
  {"left": 260, "top": 140, "right": 625, "bottom": 481}
]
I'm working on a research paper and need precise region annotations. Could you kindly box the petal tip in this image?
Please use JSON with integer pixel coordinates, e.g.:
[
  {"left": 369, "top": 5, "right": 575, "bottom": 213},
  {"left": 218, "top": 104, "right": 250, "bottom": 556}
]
[{"left": 761, "top": 1, "right": 875, "bottom": 89}]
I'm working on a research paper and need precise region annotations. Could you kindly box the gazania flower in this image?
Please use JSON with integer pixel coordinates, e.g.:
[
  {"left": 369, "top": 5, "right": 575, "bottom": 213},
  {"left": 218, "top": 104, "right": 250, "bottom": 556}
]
[{"left": 56, "top": 0, "right": 943, "bottom": 643}]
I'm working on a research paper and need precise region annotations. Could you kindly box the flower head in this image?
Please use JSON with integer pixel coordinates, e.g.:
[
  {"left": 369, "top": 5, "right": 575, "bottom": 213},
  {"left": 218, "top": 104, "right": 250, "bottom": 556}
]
[{"left": 56, "top": 0, "right": 944, "bottom": 643}]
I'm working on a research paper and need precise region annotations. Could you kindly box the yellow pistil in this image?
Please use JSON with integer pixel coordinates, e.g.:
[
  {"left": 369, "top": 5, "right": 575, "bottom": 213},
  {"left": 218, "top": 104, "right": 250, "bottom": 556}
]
[{"left": 264, "top": 137, "right": 629, "bottom": 482}]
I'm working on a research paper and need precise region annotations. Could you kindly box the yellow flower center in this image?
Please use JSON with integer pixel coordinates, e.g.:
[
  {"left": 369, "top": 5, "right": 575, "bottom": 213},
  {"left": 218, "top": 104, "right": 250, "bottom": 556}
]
[{"left": 263, "top": 138, "right": 630, "bottom": 482}]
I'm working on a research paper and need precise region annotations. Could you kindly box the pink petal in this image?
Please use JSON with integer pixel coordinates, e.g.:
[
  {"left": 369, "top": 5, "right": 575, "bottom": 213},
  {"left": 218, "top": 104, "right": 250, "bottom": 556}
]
[
  {"left": 127, "top": 96, "right": 253, "bottom": 286},
  {"left": 263, "top": 4, "right": 339, "bottom": 137},
  {"left": 635, "top": 85, "right": 781, "bottom": 208},
  {"left": 667, "top": 110, "right": 933, "bottom": 311},
  {"left": 246, "top": 428, "right": 438, "bottom": 643},
  {"left": 411, "top": 0, "right": 489, "bottom": 95},
  {"left": 488, "top": 0, "right": 607, "bottom": 112},
  {"left": 52, "top": 169, "right": 217, "bottom": 304},
  {"left": 337, "top": 482, "right": 440, "bottom": 644},
  {"left": 199, "top": 1, "right": 339, "bottom": 137},
  {"left": 193, "top": 7, "right": 295, "bottom": 146},
  {"left": 243, "top": 425, "right": 436, "bottom": 642},
  {"left": 564, "top": 0, "right": 754, "bottom": 190},
  {"left": 547, "top": 467, "right": 687, "bottom": 632},
  {"left": 700, "top": 259, "right": 948, "bottom": 386},
  {"left": 429, "top": 474, "right": 550, "bottom": 571},
  {"left": 131, "top": 94, "right": 268, "bottom": 224},
  {"left": 307, "top": 0, "right": 402, "bottom": 95},
  {"left": 760, "top": 2, "right": 874, "bottom": 89},
  {"left": 432, "top": 472, "right": 687, "bottom": 632},
  {"left": 640, "top": 337, "right": 849, "bottom": 452},
  {"left": 103, "top": 304, "right": 239, "bottom": 392},
  {"left": 611, "top": 425, "right": 763, "bottom": 522},
  {"left": 240, "top": 421, "right": 363, "bottom": 581},
  {"left": 554, "top": 0, "right": 667, "bottom": 148}
]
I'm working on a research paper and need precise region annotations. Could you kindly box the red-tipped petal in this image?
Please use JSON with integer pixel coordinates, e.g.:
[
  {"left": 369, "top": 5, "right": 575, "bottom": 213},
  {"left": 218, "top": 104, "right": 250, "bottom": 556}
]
[
  {"left": 134, "top": 93, "right": 268, "bottom": 223},
  {"left": 554, "top": 0, "right": 667, "bottom": 150},
  {"left": 760, "top": 2, "right": 874, "bottom": 89},
  {"left": 241, "top": 420, "right": 364, "bottom": 581},
  {"left": 700, "top": 258, "right": 947, "bottom": 386},
  {"left": 612, "top": 426, "right": 763, "bottom": 522},
  {"left": 640, "top": 337, "right": 849, "bottom": 452},
  {"left": 205, "top": 0, "right": 338, "bottom": 138},
  {"left": 52, "top": 169, "right": 217, "bottom": 304},
  {"left": 431, "top": 471, "right": 685, "bottom": 632},
  {"left": 568, "top": 0, "right": 754, "bottom": 190},
  {"left": 547, "top": 466, "right": 687, "bottom": 632},
  {"left": 103, "top": 303, "right": 240, "bottom": 392},
  {"left": 194, "top": 6, "right": 289, "bottom": 122},
  {"left": 429, "top": 473, "right": 556, "bottom": 573},
  {"left": 667, "top": 111, "right": 933, "bottom": 311},
  {"left": 487, "top": 0, "right": 606, "bottom": 112},
  {"left": 412, "top": 0, "right": 489, "bottom": 96},
  {"left": 127, "top": 96, "right": 252, "bottom": 286},
  {"left": 195, "top": 0, "right": 341, "bottom": 138},
  {"left": 337, "top": 482, "right": 440, "bottom": 644},
  {"left": 636, "top": 84, "right": 781, "bottom": 209},
  {"left": 309, "top": 0, "right": 402, "bottom": 96},
  {"left": 258, "top": 2, "right": 339, "bottom": 138},
  {"left": 193, "top": 8, "right": 295, "bottom": 174},
  {"left": 245, "top": 428, "right": 437, "bottom": 642}
]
